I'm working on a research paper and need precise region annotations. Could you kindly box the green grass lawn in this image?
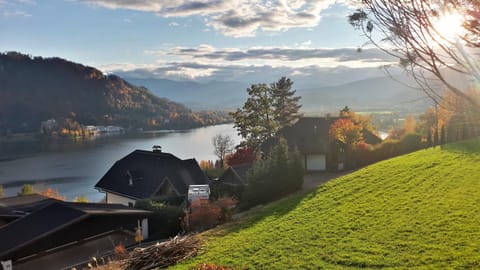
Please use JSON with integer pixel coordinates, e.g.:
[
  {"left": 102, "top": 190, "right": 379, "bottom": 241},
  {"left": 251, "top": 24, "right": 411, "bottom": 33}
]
[{"left": 173, "top": 139, "right": 480, "bottom": 269}]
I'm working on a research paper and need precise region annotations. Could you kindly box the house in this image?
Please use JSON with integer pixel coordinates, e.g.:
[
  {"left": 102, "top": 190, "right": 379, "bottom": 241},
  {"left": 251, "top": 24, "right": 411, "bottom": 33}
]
[
  {"left": 0, "top": 195, "right": 151, "bottom": 270},
  {"left": 266, "top": 117, "right": 382, "bottom": 171},
  {"left": 95, "top": 147, "right": 209, "bottom": 206},
  {"left": 216, "top": 163, "right": 253, "bottom": 198}
]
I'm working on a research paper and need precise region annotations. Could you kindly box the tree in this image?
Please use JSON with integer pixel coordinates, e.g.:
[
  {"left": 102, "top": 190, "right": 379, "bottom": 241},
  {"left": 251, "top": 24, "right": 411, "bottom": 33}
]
[
  {"left": 349, "top": 0, "right": 480, "bottom": 109},
  {"left": 225, "top": 146, "right": 256, "bottom": 167},
  {"left": 329, "top": 118, "right": 363, "bottom": 146},
  {"left": 212, "top": 134, "right": 235, "bottom": 168},
  {"left": 440, "top": 124, "right": 446, "bottom": 145},
  {"left": 18, "top": 184, "right": 35, "bottom": 196},
  {"left": 240, "top": 138, "right": 304, "bottom": 209},
  {"left": 0, "top": 184, "right": 4, "bottom": 198},
  {"left": 73, "top": 195, "right": 89, "bottom": 203},
  {"left": 404, "top": 115, "right": 417, "bottom": 134},
  {"left": 39, "top": 188, "right": 66, "bottom": 201},
  {"left": 231, "top": 77, "right": 302, "bottom": 150},
  {"left": 271, "top": 77, "right": 302, "bottom": 128}
]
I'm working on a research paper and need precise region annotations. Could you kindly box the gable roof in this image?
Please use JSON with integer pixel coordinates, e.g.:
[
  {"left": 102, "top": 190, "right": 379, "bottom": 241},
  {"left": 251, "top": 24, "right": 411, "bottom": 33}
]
[
  {"left": 0, "top": 194, "right": 57, "bottom": 218},
  {"left": 0, "top": 200, "right": 151, "bottom": 260},
  {"left": 219, "top": 163, "right": 253, "bottom": 186},
  {"left": 95, "top": 150, "right": 208, "bottom": 199},
  {"left": 277, "top": 117, "right": 339, "bottom": 154}
]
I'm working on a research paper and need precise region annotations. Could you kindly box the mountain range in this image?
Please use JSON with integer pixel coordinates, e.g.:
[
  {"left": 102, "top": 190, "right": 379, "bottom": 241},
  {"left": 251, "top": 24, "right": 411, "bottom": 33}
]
[
  {"left": 0, "top": 52, "right": 230, "bottom": 133},
  {"left": 125, "top": 74, "right": 429, "bottom": 113}
]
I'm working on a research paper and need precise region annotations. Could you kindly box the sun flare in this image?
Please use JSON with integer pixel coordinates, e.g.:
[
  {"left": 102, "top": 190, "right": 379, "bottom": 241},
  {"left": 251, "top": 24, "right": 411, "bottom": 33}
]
[{"left": 433, "top": 12, "right": 465, "bottom": 42}]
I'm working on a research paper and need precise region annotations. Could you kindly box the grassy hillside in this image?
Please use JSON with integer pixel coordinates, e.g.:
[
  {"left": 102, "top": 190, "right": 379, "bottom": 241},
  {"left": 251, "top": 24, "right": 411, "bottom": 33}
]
[{"left": 174, "top": 139, "right": 480, "bottom": 269}]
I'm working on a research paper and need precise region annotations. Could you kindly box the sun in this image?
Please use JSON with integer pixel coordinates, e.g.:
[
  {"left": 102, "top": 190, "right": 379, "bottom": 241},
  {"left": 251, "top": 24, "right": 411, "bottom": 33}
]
[{"left": 432, "top": 12, "right": 465, "bottom": 43}]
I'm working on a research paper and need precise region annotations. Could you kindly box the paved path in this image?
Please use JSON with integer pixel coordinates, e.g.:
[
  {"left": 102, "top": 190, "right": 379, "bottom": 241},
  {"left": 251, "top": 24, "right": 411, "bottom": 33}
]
[{"left": 301, "top": 170, "right": 356, "bottom": 191}]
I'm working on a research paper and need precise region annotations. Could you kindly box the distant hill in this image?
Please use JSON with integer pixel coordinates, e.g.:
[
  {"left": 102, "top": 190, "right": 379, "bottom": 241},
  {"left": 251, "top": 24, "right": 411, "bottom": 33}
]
[
  {"left": 125, "top": 77, "right": 248, "bottom": 110},
  {"left": 0, "top": 52, "right": 230, "bottom": 133},
  {"left": 298, "top": 76, "right": 429, "bottom": 112},
  {"left": 125, "top": 75, "right": 429, "bottom": 113},
  {"left": 175, "top": 138, "right": 480, "bottom": 269}
]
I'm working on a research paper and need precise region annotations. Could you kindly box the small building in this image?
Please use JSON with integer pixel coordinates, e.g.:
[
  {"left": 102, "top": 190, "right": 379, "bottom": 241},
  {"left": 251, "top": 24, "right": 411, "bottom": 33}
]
[
  {"left": 265, "top": 117, "right": 382, "bottom": 172},
  {"left": 95, "top": 147, "right": 209, "bottom": 206},
  {"left": 0, "top": 195, "right": 151, "bottom": 270},
  {"left": 216, "top": 163, "right": 253, "bottom": 198}
]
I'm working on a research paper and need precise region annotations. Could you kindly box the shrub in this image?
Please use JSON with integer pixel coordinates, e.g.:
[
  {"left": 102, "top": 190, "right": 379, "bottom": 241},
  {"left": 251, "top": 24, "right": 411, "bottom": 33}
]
[
  {"left": 240, "top": 138, "right": 304, "bottom": 210},
  {"left": 185, "top": 197, "right": 238, "bottom": 232},
  {"left": 135, "top": 199, "right": 184, "bottom": 238}
]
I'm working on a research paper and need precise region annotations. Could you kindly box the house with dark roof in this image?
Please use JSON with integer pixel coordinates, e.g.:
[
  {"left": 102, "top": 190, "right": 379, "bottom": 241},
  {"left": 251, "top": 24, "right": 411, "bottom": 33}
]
[
  {"left": 0, "top": 195, "right": 151, "bottom": 270},
  {"left": 95, "top": 148, "right": 209, "bottom": 206},
  {"left": 266, "top": 117, "right": 382, "bottom": 171},
  {"left": 216, "top": 163, "right": 253, "bottom": 198}
]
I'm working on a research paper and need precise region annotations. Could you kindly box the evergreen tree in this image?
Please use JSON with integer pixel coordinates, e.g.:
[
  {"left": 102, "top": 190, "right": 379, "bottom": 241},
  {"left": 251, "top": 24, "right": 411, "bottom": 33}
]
[
  {"left": 427, "top": 130, "right": 433, "bottom": 147},
  {"left": 271, "top": 77, "right": 302, "bottom": 128},
  {"left": 440, "top": 125, "right": 446, "bottom": 146}
]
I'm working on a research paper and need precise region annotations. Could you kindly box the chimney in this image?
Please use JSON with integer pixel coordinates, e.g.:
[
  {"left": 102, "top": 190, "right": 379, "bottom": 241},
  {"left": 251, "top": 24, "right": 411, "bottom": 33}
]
[{"left": 152, "top": 145, "right": 162, "bottom": 153}]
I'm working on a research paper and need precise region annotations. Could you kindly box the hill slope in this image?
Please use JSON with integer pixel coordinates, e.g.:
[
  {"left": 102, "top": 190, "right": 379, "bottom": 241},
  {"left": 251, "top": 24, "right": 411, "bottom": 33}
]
[
  {"left": 175, "top": 139, "right": 480, "bottom": 269},
  {"left": 0, "top": 52, "right": 229, "bottom": 133}
]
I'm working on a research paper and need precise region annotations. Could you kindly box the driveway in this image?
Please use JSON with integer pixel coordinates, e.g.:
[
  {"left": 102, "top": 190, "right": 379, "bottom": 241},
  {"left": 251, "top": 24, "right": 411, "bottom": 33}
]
[{"left": 302, "top": 170, "right": 355, "bottom": 191}]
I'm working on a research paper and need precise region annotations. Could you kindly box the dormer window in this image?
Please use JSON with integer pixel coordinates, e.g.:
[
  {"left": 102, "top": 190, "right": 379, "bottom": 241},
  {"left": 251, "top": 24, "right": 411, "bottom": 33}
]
[{"left": 127, "top": 170, "right": 133, "bottom": 186}]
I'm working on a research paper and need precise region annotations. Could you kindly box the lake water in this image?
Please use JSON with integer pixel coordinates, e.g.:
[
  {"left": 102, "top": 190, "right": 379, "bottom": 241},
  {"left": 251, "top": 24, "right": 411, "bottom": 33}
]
[{"left": 0, "top": 124, "right": 240, "bottom": 201}]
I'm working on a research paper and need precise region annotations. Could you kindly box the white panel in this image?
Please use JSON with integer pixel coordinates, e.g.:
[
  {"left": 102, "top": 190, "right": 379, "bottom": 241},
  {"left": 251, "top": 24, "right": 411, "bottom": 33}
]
[
  {"left": 306, "top": 154, "right": 326, "bottom": 171},
  {"left": 106, "top": 192, "right": 136, "bottom": 206}
]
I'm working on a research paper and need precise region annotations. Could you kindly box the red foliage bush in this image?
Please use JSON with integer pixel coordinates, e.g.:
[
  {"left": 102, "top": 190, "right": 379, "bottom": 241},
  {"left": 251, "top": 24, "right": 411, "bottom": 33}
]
[
  {"left": 185, "top": 197, "right": 238, "bottom": 232},
  {"left": 226, "top": 147, "right": 256, "bottom": 167}
]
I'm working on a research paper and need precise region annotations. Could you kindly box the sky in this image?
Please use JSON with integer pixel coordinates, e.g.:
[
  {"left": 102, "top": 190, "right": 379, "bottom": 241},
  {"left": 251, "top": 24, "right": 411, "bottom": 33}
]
[{"left": 0, "top": 0, "right": 396, "bottom": 83}]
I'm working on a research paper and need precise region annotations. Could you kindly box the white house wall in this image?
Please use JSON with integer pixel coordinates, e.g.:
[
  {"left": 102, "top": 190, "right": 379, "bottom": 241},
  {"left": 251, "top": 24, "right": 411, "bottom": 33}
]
[
  {"left": 306, "top": 154, "right": 326, "bottom": 171},
  {"left": 106, "top": 192, "right": 136, "bottom": 206}
]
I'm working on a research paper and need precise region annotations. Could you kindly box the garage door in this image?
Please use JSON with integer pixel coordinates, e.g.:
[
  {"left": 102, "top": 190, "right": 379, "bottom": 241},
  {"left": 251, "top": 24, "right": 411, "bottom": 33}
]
[{"left": 306, "top": 154, "right": 326, "bottom": 171}]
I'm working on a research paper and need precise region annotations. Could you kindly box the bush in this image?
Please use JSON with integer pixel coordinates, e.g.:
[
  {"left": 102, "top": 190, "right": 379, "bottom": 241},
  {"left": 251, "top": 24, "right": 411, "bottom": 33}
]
[
  {"left": 240, "top": 138, "right": 304, "bottom": 210},
  {"left": 185, "top": 197, "right": 238, "bottom": 232},
  {"left": 400, "top": 133, "right": 424, "bottom": 153},
  {"left": 135, "top": 199, "right": 184, "bottom": 239}
]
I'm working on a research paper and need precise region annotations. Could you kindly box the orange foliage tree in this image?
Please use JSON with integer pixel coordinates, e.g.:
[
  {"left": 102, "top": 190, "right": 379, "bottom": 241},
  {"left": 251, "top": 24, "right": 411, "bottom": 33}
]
[{"left": 39, "top": 188, "right": 66, "bottom": 201}]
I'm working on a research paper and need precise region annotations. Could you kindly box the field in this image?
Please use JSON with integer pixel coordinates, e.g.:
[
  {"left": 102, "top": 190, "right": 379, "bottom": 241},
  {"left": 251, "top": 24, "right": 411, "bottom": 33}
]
[{"left": 173, "top": 139, "right": 480, "bottom": 269}]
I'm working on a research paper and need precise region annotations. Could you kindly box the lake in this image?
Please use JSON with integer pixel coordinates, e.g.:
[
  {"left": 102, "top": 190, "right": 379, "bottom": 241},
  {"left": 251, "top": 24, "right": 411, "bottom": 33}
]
[{"left": 0, "top": 124, "right": 240, "bottom": 201}]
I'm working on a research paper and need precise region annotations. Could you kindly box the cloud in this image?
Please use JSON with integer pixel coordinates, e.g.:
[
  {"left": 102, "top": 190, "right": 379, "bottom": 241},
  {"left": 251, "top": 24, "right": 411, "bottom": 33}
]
[
  {"left": 103, "top": 44, "right": 395, "bottom": 82},
  {"left": 168, "top": 21, "right": 180, "bottom": 27},
  {"left": 148, "top": 44, "right": 396, "bottom": 66},
  {"left": 80, "top": 0, "right": 342, "bottom": 37},
  {"left": 3, "top": 10, "right": 32, "bottom": 17}
]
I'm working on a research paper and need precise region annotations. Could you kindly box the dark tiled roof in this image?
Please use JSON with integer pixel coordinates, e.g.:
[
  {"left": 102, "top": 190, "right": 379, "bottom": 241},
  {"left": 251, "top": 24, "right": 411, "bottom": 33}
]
[
  {"left": 278, "top": 117, "right": 339, "bottom": 154},
  {"left": 0, "top": 202, "right": 87, "bottom": 259},
  {"left": 95, "top": 150, "right": 208, "bottom": 199},
  {"left": 363, "top": 129, "right": 383, "bottom": 145},
  {"left": 0, "top": 201, "right": 151, "bottom": 260},
  {"left": 0, "top": 194, "right": 56, "bottom": 217},
  {"left": 219, "top": 163, "right": 253, "bottom": 186}
]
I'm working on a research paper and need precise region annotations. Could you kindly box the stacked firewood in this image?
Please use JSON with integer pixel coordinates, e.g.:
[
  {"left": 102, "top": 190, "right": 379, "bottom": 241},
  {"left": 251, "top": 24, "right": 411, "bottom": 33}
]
[{"left": 122, "top": 235, "right": 201, "bottom": 270}]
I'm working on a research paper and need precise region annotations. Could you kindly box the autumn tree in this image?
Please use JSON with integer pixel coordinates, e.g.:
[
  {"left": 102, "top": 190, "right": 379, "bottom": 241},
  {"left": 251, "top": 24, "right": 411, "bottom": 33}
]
[
  {"left": 73, "top": 195, "right": 89, "bottom": 203},
  {"left": 232, "top": 77, "right": 302, "bottom": 150},
  {"left": 39, "top": 188, "right": 66, "bottom": 201},
  {"left": 212, "top": 134, "right": 235, "bottom": 168},
  {"left": 329, "top": 118, "right": 363, "bottom": 146},
  {"left": 349, "top": 0, "right": 480, "bottom": 109},
  {"left": 225, "top": 146, "right": 256, "bottom": 167},
  {"left": 18, "top": 184, "right": 35, "bottom": 196}
]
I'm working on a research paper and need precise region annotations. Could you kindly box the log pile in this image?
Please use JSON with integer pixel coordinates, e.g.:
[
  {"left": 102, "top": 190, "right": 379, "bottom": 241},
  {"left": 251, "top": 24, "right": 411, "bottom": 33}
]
[{"left": 122, "top": 235, "right": 200, "bottom": 270}]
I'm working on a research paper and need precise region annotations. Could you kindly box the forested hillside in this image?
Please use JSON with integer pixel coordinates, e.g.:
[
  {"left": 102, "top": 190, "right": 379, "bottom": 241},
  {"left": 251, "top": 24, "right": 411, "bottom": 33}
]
[{"left": 0, "top": 52, "right": 230, "bottom": 133}]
